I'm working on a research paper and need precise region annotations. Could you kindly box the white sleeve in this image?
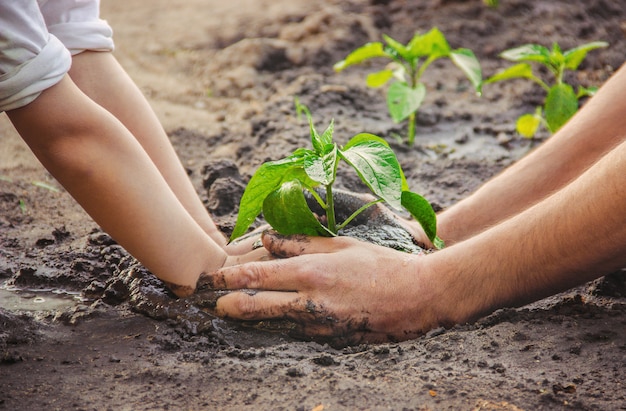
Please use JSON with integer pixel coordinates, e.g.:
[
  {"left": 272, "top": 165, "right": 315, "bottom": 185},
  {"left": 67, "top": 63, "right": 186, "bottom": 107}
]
[
  {"left": 40, "top": 0, "right": 114, "bottom": 56},
  {"left": 0, "top": 1, "right": 71, "bottom": 112}
]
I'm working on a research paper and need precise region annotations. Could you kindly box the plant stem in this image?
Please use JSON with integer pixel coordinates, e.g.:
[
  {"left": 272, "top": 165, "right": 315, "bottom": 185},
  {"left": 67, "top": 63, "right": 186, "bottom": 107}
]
[
  {"left": 407, "top": 112, "right": 416, "bottom": 145},
  {"left": 416, "top": 56, "right": 436, "bottom": 82},
  {"left": 336, "top": 198, "right": 383, "bottom": 231},
  {"left": 325, "top": 185, "right": 337, "bottom": 234},
  {"left": 308, "top": 188, "right": 327, "bottom": 209},
  {"left": 530, "top": 75, "right": 551, "bottom": 92},
  {"left": 407, "top": 61, "right": 420, "bottom": 146},
  {"left": 556, "top": 65, "right": 564, "bottom": 85}
]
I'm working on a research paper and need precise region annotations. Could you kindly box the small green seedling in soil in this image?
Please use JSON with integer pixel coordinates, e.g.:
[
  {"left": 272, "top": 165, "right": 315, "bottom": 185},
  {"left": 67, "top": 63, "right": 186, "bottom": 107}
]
[
  {"left": 334, "top": 27, "right": 482, "bottom": 146},
  {"left": 483, "top": 41, "right": 608, "bottom": 138},
  {"left": 18, "top": 199, "right": 27, "bottom": 214},
  {"left": 230, "top": 107, "right": 444, "bottom": 249}
]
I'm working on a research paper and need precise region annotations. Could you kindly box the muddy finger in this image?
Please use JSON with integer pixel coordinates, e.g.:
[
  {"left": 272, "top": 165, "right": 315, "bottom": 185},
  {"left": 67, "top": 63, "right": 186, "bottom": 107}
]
[
  {"left": 215, "top": 290, "right": 305, "bottom": 320},
  {"left": 203, "top": 257, "right": 320, "bottom": 291},
  {"left": 261, "top": 230, "right": 355, "bottom": 258},
  {"left": 214, "top": 290, "right": 371, "bottom": 346}
]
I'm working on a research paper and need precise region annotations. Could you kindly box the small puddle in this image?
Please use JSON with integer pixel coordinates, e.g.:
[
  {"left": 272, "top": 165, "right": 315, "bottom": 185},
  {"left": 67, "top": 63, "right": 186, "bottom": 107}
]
[{"left": 0, "top": 282, "right": 82, "bottom": 312}]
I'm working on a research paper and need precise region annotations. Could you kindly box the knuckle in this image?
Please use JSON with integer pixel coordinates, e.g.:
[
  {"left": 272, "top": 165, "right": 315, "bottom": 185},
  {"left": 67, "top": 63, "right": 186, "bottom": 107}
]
[
  {"left": 294, "top": 264, "right": 333, "bottom": 289},
  {"left": 314, "top": 272, "right": 336, "bottom": 290},
  {"left": 330, "top": 235, "right": 357, "bottom": 249},
  {"left": 232, "top": 294, "right": 259, "bottom": 320},
  {"left": 239, "top": 262, "right": 269, "bottom": 289}
]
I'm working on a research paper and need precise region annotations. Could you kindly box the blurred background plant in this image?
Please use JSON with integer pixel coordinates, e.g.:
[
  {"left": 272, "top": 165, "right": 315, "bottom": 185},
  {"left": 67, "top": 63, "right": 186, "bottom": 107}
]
[{"left": 483, "top": 41, "right": 608, "bottom": 138}]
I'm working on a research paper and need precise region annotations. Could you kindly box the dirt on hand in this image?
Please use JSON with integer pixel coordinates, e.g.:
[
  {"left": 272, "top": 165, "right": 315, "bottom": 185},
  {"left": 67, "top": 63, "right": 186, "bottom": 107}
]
[{"left": 1, "top": 0, "right": 625, "bottom": 409}]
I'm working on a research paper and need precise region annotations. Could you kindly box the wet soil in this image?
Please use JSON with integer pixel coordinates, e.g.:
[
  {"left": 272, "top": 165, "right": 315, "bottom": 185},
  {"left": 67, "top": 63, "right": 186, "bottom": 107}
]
[{"left": 1, "top": 0, "right": 626, "bottom": 409}]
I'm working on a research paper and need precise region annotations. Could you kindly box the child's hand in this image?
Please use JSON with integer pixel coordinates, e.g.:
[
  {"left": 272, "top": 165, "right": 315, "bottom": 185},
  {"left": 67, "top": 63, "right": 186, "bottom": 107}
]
[{"left": 223, "top": 224, "right": 273, "bottom": 262}]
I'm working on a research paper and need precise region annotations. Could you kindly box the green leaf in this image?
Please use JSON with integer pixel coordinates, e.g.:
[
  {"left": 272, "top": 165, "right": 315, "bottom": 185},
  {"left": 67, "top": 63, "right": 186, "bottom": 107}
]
[
  {"left": 303, "top": 155, "right": 327, "bottom": 185},
  {"left": 263, "top": 180, "right": 334, "bottom": 237},
  {"left": 545, "top": 83, "right": 578, "bottom": 133},
  {"left": 333, "top": 42, "right": 388, "bottom": 72},
  {"left": 407, "top": 27, "right": 450, "bottom": 59},
  {"left": 344, "top": 133, "right": 410, "bottom": 191},
  {"left": 383, "top": 34, "right": 411, "bottom": 61},
  {"left": 549, "top": 42, "right": 565, "bottom": 71},
  {"left": 342, "top": 132, "right": 390, "bottom": 151},
  {"left": 303, "top": 145, "right": 338, "bottom": 186},
  {"left": 309, "top": 118, "right": 334, "bottom": 154},
  {"left": 400, "top": 191, "right": 440, "bottom": 247},
  {"left": 387, "top": 82, "right": 426, "bottom": 123},
  {"left": 450, "top": 48, "right": 483, "bottom": 92},
  {"left": 319, "top": 120, "right": 334, "bottom": 147},
  {"left": 294, "top": 97, "right": 311, "bottom": 121},
  {"left": 230, "top": 155, "right": 316, "bottom": 240},
  {"left": 483, "top": 63, "right": 534, "bottom": 84},
  {"left": 516, "top": 112, "right": 542, "bottom": 138},
  {"left": 399, "top": 166, "right": 410, "bottom": 192},
  {"left": 18, "top": 199, "right": 27, "bottom": 214},
  {"left": 366, "top": 69, "right": 394, "bottom": 88},
  {"left": 577, "top": 85, "right": 598, "bottom": 99},
  {"left": 500, "top": 44, "right": 551, "bottom": 66},
  {"left": 563, "top": 41, "right": 608, "bottom": 70},
  {"left": 340, "top": 134, "right": 403, "bottom": 209}
]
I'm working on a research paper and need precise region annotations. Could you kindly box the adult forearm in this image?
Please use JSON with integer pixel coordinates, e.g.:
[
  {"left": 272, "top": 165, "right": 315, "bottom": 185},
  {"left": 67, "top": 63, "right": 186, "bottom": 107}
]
[
  {"left": 431, "top": 139, "right": 626, "bottom": 324},
  {"left": 438, "top": 64, "right": 626, "bottom": 245}
]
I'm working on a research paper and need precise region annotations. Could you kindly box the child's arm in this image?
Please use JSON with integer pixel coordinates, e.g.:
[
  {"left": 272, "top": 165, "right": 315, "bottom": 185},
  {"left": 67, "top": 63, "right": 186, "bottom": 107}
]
[
  {"left": 7, "top": 74, "right": 225, "bottom": 297},
  {"left": 68, "top": 51, "right": 227, "bottom": 247}
]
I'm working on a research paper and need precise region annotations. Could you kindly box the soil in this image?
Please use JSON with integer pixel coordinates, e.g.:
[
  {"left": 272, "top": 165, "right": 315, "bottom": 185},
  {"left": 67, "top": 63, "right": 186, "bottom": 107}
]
[{"left": 1, "top": 0, "right": 626, "bottom": 410}]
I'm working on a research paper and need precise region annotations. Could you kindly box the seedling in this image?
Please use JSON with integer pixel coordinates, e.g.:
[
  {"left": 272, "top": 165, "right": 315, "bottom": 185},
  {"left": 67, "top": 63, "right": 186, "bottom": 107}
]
[
  {"left": 334, "top": 27, "right": 482, "bottom": 145},
  {"left": 483, "top": 41, "right": 608, "bottom": 138},
  {"left": 230, "top": 106, "right": 444, "bottom": 249}
]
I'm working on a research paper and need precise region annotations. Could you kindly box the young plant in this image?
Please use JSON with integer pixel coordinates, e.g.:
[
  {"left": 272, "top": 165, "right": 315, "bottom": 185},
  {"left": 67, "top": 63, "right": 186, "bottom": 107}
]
[
  {"left": 483, "top": 41, "right": 608, "bottom": 138},
  {"left": 333, "top": 27, "right": 482, "bottom": 145},
  {"left": 230, "top": 107, "right": 444, "bottom": 249}
]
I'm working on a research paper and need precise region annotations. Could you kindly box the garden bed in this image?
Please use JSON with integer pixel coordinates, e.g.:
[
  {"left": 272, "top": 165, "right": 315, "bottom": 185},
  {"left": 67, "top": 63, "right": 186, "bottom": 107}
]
[{"left": 1, "top": 0, "right": 625, "bottom": 409}]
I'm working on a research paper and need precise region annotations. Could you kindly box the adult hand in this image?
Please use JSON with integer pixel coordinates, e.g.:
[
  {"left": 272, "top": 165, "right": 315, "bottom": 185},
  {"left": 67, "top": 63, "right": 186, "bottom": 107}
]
[{"left": 200, "top": 231, "right": 450, "bottom": 346}]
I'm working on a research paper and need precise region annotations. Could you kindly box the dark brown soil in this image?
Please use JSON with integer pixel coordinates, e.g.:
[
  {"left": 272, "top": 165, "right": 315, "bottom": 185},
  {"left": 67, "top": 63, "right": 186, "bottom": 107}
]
[{"left": 1, "top": 0, "right": 625, "bottom": 409}]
